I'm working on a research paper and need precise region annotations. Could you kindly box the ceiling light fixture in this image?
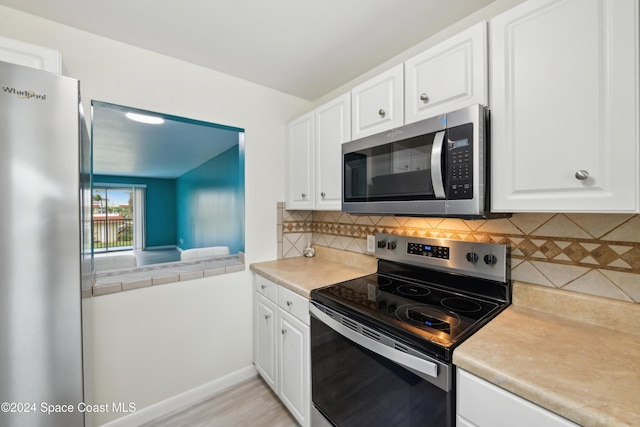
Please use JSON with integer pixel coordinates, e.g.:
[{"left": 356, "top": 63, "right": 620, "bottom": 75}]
[{"left": 125, "top": 112, "right": 164, "bottom": 124}]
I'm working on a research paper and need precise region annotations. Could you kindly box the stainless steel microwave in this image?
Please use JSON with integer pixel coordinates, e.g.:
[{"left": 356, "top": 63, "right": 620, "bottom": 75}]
[{"left": 342, "top": 104, "right": 497, "bottom": 218}]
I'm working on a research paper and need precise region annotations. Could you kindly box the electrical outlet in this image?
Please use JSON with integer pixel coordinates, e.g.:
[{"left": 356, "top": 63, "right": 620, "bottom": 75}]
[{"left": 367, "top": 235, "right": 375, "bottom": 253}]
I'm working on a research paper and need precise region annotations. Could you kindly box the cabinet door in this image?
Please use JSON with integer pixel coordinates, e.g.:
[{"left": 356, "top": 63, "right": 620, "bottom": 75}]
[
  {"left": 285, "top": 112, "right": 314, "bottom": 210},
  {"left": 254, "top": 293, "right": 278, "bottom": 393},
  {"left": 278, "top": 310, "right": 310, "bottom": 427},
  {"left": 457, "top": 369, "right": 579, "bottom": 427},
  {"left": 490, "top": 0, "right": 639, "bottom": 212},
  {"left": 404, "top": 21, "right": 487, "bottom": 124},
  {"left": 351, "top": 64, "right": 403, "bottom": 140},
  {"left": 315, "top": 93, "right": 350, "bottom": 210},
  {"left": 0, "top": 36, "right": 62, "bottom": 74}
]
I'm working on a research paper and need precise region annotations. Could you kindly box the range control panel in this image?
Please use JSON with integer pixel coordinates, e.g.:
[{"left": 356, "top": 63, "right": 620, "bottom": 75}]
[
  {"left": 375, "top": 233, "right": 508, "bottom": 283},
  {"left": 407, "top": 243, "right": 450, "bottom": 259}
]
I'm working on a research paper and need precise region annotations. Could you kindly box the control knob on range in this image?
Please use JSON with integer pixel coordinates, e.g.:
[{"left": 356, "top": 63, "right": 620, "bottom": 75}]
[
  {"left": 377, "top": 240, "right": 387, "bottom": 249},
  {"left": 387, "top": 241, "right": 397, "bottom": 250},
  {"left": 484, "top": 254, "right": 498, "bottom": 265},
  {"left": 465, "top": 252, "right": 479, "bottom": 263}
]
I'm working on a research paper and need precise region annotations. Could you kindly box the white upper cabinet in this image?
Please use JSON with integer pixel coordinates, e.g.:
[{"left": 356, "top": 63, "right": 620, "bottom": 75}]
[
  {"left": 490, "top": 0, "right": 639, "bottom": 212},
  {"left": 404, "top": 21, "right": 487, "bottom": 124},
  {"left": 0, "top": 36, "right": 62, "bottom": 74},
  {"left": 285, "top": 112, "right": 314, "bottom": 210},
  {"left": 315, "top": 93, "right": 350, "bottom": 210},
  {"left": 351, "top": 64, "right": 404, "bottom": 140},
  {"left": 286, "top": 94, "right": 350, "bottom": 211}
]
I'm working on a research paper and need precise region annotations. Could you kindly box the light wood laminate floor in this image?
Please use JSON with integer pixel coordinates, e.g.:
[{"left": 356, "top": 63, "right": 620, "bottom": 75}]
[{"left": 142, "top": 375, "right": 299, "bottom": 427}]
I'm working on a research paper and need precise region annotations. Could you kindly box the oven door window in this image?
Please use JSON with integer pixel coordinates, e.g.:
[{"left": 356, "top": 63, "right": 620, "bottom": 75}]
[
  {"left": 343, "top": 131, "right": 445, "bottom": 203},
  {"left": 311, "top": 316, "right": 454, "bottom": 427}
]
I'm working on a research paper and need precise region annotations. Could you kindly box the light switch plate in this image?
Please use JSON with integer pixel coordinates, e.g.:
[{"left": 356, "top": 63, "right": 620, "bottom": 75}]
[{"left": 367, "top": 235, "right": 375, "bottom": 253}]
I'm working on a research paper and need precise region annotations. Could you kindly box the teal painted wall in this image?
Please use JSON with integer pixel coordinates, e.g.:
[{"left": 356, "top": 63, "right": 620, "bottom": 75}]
[
  {"left": 93, "top": 175, "right": 177, "bottom": 248},
  {"left": 176, "top": 146, "right": 245, "bottom": 253}
]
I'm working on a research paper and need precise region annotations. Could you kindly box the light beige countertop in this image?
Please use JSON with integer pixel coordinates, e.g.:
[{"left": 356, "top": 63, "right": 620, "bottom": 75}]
[
  {"left": 249, "top": 246, "right": 377, "bottom": 298},
  {"left": 453, "top": 282, "right": 640, "bottom": 427}
]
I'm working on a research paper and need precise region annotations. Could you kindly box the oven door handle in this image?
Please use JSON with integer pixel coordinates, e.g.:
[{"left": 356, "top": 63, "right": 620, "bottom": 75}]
[
  {"left": 431, "top": 130, "right": 446, "bottom": 199},
  {"left": 310, "top": 304, "right": 439, "bottom": 379}
]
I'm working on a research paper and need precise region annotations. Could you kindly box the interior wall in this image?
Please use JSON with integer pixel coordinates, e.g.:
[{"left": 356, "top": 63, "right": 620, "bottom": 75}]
[
  {"left": 176, "top": 146, "right": 244, "bottom": 253},
  {"left": 90, "top": 271, "right": 254, "bottom": 424},
  {"left": 0, "top": 5, "right": 311, "bottom": 425},
  {"left": 94, "top": 175, "right": 177, "bottom": 248}
]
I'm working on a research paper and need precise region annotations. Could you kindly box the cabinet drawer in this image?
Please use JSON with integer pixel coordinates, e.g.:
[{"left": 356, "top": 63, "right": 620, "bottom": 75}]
[
  {"left": 457, "top": 369, "right": 578, "bottom": 427},
  {"left": 278, "top": 286, "right": 309, "bottom": 325},
  {"left": 255, "top": 274, "right": 278, "bottom": 302}
]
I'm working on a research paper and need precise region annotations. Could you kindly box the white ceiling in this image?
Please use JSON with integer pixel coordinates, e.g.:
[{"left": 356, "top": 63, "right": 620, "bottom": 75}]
[
  {"left": 92, "top": 101, "right": 241, "bottom": 179},
  {"left": 0, "top": 0, "right": 494, "bottom": 100},
  {"left": 2, "top": 0, "right": 494, "bottom": 178}
]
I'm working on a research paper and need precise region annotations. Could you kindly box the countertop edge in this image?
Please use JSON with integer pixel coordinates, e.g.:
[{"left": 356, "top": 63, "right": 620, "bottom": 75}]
[
  {"left": 250, "top": 252, "right": 376, "bottom": 298},
  {"left": 453, "top": 283, "right": 640, "bottom": 427}
]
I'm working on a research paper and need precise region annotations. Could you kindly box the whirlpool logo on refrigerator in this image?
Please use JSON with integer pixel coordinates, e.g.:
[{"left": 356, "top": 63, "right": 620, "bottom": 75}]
[{"left": 1, "top": 85, "right": 47, "bottom": 100}]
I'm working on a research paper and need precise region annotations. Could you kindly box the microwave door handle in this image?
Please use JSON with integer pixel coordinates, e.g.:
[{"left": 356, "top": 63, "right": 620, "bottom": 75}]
[{"left": 431, "top": 131, "right": 446, "bottom": 199}]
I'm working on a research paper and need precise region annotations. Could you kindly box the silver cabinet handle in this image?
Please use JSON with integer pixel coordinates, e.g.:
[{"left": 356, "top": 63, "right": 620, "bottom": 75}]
[
  {"left": 281, "top": 329, "right": 287, "bottom": 335},
  {"left": 320, "top": 192, "right": 326, "bottom": 198},
  {"left": 261, "top": 284, "right": 266, "bottom": 289},
  {"left": 264, "top": 314, "right": 271, "bottom": 320},
  {"left": 301, "top": 193, "right": 306, "bottom": 199},
  {"left": 286, "top": 300, "right": 293, "bottom": 307},
  {"left": 378, "top": 109, "right": 386, "bottom": 118},
  {"left": 575, "top": 170, "right": 589, "bottom": 180},
  {"left": 420, "top": 93, "right": 429, "bottom": 103}
]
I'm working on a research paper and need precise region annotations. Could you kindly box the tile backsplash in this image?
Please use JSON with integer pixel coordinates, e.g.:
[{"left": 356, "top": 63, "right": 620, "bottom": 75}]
[{"left": 277, "top": 203, "right": 640, "bottom": 304}]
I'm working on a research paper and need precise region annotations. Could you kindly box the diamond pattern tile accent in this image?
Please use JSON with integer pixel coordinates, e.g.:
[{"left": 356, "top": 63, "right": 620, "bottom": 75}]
[
  {"left": 277, "top": 206, "right": 640, "bottom": 303},
  {"left": 621, "top": 247, "right": 640, "bottom": 270},
  {"left": 540, "top": 241, "right": 562, "bottom": 259},
  {"left": 563, "top": 243, "right": 590, "bottom": 262}
]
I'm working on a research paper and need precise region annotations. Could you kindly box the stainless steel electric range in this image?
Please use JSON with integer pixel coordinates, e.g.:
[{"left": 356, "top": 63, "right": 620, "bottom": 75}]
[{"left": 310, "top": 233, "right": 510, "bottom": 427}]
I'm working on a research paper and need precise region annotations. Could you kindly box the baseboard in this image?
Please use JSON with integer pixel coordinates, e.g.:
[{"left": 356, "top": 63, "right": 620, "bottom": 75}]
[
  {"left": 100, "top": 365, "right": 257, "bottom": 427},
  {"left": 144, "top": 245, "right": 179, "bottom": 251}
]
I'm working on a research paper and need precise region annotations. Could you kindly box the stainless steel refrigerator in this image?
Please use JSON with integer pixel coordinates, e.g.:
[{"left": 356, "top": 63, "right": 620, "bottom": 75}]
[{"left": 0, "top": 60, "right": 86, "bottom": 427}]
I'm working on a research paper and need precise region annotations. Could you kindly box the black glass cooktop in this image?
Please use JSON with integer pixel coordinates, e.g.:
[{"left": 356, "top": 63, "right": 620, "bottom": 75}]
[{"left": 312, "top": 272, "right": 504, "bottom": 356}]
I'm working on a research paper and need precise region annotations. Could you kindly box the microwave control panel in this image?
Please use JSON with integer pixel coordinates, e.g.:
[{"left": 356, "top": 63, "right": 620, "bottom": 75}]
[{"left": 446, "top": 123, "right": 474, "bottom": 200}]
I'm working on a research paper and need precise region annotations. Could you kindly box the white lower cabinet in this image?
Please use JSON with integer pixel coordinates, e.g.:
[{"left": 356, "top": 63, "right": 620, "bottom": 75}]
[
  {"left": 278, "top": 308, "right": 309, "bottom": 424},
  {"left": 456, "top": 369, "right": 579, "bottom": 427},
  {"left": 253, "top": 274, "right": 310, "bottom": 427},
  {"left": 254, "top": 293, "right": 277, "bottom": 391}
]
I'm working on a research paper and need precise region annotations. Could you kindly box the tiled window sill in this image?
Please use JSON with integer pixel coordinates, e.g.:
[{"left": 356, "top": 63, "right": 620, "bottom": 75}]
[{"left": 91, "top": 253, "right": 245, "bottom": 297}]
